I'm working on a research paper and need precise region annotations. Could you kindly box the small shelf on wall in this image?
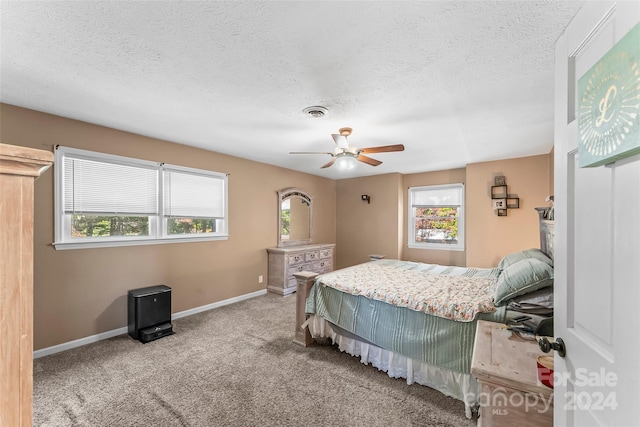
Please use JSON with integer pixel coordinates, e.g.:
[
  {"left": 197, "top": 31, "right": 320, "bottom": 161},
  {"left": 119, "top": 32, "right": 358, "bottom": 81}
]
[
  {"left": 491, "top": 176, "right": 519, "bottom": 216},
  {"left": 491, "top": 185, "right": 507, "bottom": 199}
]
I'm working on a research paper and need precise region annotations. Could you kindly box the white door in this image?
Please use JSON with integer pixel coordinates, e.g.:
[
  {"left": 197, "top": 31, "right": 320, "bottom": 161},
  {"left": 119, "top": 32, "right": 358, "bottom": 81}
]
[{"left": 554, "top": 2, "right": 640, "bottom": 426}]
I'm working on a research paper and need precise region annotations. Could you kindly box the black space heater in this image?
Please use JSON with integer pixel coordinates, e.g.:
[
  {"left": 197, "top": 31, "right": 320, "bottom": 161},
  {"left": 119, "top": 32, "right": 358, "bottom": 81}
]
[{"left": 128, "top": 285, "right": 173, "bottom": 343}]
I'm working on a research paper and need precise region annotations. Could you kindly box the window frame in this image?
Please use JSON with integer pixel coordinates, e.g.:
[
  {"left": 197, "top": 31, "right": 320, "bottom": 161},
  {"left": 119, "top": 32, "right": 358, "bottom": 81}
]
[
  {"left": 54, "top": 146, "right": 228, "bottom": 250},
  {"left": 407, "top": 183, "right": 465, "bottom": 251}
]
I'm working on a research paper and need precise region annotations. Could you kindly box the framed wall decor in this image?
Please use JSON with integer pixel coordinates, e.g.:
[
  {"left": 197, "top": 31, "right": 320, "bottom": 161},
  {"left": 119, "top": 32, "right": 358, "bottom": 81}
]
[
  {"left": 492, "top": 199, "right": 506, "bottom": 210},
  {"left": 489, "top": 176, "right": 520, "bottom": 216},
  {"left": 578, "top": 22, "right": 640, "bottom": 168}
]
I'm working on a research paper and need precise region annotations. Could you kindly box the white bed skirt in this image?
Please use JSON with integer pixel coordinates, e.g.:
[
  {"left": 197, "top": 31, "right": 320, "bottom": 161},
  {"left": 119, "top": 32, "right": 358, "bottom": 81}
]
[{"left": 307, "top": 315, "right": 479, "bottom": 418}]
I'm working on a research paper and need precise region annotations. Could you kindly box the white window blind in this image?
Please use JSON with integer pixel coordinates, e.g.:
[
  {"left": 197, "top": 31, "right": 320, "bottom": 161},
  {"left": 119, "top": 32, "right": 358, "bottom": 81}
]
[
  {"left": 411, "top": 185, "right": 462, "bottom": 207},
  {"left": 54, "top": 146, "right": 229, "bottom": 249},
  {"left": 163, "top": 168, "right": 225, "bottom": 218},
  {"left": 63, "top": 156, "right": 158, "bottom": 215},
  {"left": 408, "top": 183, "right": 465, "bottom": 251}
]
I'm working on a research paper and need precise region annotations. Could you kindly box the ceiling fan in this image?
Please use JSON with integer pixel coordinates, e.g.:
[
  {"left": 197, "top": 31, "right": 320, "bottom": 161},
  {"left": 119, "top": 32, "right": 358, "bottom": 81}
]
[{"left": 290, "top": 127, "right": 405, "bottom": 169}]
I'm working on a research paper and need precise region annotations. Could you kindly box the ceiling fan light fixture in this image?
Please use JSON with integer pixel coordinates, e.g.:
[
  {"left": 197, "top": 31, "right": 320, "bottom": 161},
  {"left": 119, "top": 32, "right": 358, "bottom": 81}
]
[
  {"left": 339, "top": 127, "right": 352, "bottom": 137},
  {"left": 289, "top": 126, "right": 400, "bottom": 170},
  {"left": 336, "top": 153, "right": 357, "bottom": 170},
  {"left": 302, "top": 106, "right": 328, "bottom": 118}
]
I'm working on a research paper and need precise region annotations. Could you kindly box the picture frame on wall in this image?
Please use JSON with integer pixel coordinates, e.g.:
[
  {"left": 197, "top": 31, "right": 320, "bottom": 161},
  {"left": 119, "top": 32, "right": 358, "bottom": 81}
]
[{"left": 492, "top": 199, "right": 506, "bottom": 210}]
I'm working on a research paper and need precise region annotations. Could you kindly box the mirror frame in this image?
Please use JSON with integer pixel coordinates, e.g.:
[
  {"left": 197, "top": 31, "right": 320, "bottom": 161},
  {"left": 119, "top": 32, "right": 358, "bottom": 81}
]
[{"left": 277, "top": 188, "right": 313, "bottom": 247}]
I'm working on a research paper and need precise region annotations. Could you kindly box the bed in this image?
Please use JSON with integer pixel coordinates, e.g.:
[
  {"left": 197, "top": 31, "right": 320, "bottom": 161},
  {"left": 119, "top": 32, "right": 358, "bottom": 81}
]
[{"left": 294, "top": 215, "right": 554, "bottom": 418}]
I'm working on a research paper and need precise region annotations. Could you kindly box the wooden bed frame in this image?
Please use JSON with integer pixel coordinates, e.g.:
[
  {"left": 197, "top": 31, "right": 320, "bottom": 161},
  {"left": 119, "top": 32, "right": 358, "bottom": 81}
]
[
  {"left": 535, "top": 207, "right": 555, "bottom": 259},
  {"left": 293, "top": 271, "right": 318, "bottom": 347}
]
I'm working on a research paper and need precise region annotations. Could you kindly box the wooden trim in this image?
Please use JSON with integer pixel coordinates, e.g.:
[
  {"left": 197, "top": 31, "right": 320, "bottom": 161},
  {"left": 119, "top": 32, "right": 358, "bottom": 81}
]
[
  {"left": 0, "top": 143, "right": 53, "bottom": 427},
  {"left": 0, "top": 143, "right": 53, "bottom": 177}
]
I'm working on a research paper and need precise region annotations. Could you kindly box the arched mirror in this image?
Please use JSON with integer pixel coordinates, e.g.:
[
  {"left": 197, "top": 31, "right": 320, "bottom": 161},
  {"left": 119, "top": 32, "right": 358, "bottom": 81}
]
[{"left": 278, "top": 188, "right": 312, "bottom": 247}]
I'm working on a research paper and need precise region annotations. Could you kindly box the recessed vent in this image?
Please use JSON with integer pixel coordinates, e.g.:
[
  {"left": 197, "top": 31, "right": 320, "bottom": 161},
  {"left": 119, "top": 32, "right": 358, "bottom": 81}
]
[{"left": 302, "top": 106, "right": 328, "bottom": 118}]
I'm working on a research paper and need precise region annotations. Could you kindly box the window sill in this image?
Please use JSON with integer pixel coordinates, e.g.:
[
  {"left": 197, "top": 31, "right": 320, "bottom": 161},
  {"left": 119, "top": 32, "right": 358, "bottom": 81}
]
[
  {"left": 407, "top": 243, "right": 465, "bottom": 252},
  {"left": 53, "top": 235, "right": 229, "bottom": 250}
]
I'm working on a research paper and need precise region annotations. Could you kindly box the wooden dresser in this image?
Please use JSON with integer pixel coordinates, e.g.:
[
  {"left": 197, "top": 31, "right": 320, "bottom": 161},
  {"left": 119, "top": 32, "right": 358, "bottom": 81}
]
[
  {"left": 266, "top": 243, "right": 335, "bottom": 295},
  {"left": 1, "top": 143, "right": 53, "bottom": 427},
  {"left": 471, "top": 320, "right": 553, "bottom": 427}
]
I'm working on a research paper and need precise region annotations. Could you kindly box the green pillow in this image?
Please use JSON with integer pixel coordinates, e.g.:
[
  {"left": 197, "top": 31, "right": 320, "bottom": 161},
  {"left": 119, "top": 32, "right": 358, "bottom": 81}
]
[
  {"left": 497, "top": 248, "right": 553, "bottom": 270},
  {"left": 494, "top": 258, "right": 554, "bottom": 306}
]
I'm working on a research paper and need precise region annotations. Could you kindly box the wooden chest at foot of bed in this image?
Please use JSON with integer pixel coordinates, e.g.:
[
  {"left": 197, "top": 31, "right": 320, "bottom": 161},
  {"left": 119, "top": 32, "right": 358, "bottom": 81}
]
[{"left": 471, "top": 320, "right": 553, "bottom": 427}]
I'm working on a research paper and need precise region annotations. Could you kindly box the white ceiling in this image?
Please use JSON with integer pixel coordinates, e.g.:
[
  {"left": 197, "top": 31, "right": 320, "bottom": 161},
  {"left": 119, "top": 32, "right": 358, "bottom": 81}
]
[{"left": 0, "top": 1, "right": 584, "bottom": 179}]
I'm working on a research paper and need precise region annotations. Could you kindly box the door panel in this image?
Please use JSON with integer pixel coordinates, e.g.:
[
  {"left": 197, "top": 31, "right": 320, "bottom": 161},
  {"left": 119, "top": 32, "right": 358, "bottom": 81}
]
[
  {"left": 570, "top": 152, "right": 613, "bottom": 355},
  {"left": 555, "top": 2, "right": 640, "bottom": 426}
]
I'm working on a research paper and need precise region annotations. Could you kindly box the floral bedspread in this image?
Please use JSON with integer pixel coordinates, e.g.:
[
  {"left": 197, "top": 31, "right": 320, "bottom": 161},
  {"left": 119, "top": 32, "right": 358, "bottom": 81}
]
[{"left": 317, "top": 261, "right": 498, "bottom": 322}]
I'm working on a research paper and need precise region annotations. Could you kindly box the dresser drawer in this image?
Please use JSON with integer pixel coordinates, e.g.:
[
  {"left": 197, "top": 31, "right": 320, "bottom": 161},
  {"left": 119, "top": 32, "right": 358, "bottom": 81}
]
[
  {"left": 314, "top": 259, "right": 332, "bottom": 273},
  {"left": 305, "top": 251, "right": 319, "bottom": 261},
  {"left": 288, "top": 263, "right": 312, "bottom": 276},
  {"left": 287, "top": 263, "right": 313, "bottom": 288},
  {"left": 287, "top": 253, "right": 305, "bottom": 265},
  {"left": 319, "top": 249, "right": 333, "bottom": 259},
  {"left": 287, "top": 276, "right": 298, "bottom": 288}
]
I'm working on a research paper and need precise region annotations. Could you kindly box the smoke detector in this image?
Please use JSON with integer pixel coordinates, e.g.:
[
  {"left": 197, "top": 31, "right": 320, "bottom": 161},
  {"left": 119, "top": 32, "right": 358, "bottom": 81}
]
[{"left": 302, "top": 106, "right": 328, "bottom": 118}]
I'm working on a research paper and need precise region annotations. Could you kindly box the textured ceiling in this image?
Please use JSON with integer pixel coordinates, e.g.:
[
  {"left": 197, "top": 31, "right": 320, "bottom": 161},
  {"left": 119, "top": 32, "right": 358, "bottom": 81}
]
[{"left": 0, "top": 1, "right": 584, "bottom": 179}]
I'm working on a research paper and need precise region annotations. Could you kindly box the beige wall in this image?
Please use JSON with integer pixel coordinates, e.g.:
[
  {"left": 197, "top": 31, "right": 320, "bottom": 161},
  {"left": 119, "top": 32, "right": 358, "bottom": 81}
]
[
  {"left": 466, "top": 154, "right": 551, "bottom": 267},
  {"left": 336, "top": 156, "right": 552, "bottom": 269},
  {"left": 0, "top": 104, "right": 336, "bottom": 350},
  {"left": 335, "top": 174, "right": 403, "bottom": 269}
]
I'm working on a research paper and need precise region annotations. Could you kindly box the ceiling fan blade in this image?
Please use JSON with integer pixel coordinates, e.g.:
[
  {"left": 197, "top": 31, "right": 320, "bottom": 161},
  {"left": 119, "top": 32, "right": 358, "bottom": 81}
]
[
  {"left": 289, "top": 151, "right": 334, "bottom": 155},
  {"left": 359, "top": 144, "right": 405, "bottom": 154},
  {"left": 356, "top": 154, "right": 382, "bottom": 167},
  {"left": 320, "top": 158, "right": 337, "bottom": 169},
  {"left": 331, "top": 134, "right": 349, "bottom": 149}
]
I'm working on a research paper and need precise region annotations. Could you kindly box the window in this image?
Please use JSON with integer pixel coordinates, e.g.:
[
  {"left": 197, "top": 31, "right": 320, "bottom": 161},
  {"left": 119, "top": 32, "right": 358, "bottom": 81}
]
[
  {"left": 408, "top": 183, "right": 464, "bottom": 251},
  {"left": 54, "top": 146, "right": 228, "bottom": 249}
]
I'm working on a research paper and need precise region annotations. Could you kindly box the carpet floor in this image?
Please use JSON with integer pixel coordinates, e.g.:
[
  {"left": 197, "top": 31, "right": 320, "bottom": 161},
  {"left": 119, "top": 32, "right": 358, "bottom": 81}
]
[{"left": 33, "top": 293, "right": 477, "bottom": 426}]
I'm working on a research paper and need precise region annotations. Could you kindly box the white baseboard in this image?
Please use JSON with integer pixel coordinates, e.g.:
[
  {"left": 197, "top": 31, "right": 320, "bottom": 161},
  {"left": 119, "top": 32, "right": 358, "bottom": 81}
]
[
  {"left": 33, "top": 327, "right": 129, "bottom": 359},
  {"left": 33, "top": 289, "right": 268, "bottom": 359},
  {"left": 171, "top": 289, "right": 266, "bottom": 320}
]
